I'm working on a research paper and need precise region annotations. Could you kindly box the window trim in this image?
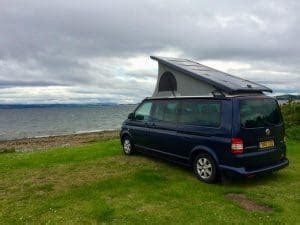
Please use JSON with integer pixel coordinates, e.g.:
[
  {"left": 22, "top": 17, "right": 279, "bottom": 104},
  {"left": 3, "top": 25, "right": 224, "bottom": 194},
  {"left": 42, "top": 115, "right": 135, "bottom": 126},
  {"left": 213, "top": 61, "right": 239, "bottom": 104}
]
[{"left": 134, "top": 99, "right": 223, "bottom": 128}]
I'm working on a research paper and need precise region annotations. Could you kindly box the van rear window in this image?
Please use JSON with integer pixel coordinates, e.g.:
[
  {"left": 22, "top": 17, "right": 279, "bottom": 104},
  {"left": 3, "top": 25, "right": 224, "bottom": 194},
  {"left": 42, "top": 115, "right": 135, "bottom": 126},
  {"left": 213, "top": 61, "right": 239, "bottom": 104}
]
[{"left": 240, "top": 98, "right": 282, "bottom": 128}]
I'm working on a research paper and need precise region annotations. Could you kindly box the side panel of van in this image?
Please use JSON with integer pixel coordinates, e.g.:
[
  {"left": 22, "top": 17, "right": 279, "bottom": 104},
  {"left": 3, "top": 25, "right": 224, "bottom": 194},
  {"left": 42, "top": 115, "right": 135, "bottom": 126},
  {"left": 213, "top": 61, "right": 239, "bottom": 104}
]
[
  {"left": 176, "top": 99, "right": 233, "bottom": 164},
  {"left": 146, "top": 100, "right": 182, "bottom": 161}
]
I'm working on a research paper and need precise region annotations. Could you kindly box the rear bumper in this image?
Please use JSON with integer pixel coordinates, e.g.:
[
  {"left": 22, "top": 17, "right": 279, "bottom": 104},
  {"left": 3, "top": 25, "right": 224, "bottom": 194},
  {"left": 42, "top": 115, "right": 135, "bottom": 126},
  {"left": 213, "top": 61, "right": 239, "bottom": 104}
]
[{"left": 219, "top": 158, "right": 289, "bottom": 177}]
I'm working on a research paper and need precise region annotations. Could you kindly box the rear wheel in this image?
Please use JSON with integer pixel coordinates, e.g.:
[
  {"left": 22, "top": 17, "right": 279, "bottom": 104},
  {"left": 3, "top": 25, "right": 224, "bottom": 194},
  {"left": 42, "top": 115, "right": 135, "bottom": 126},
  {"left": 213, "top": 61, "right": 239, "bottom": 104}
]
[
  {"left": 193, "top": 153, "right": 218, "bottom": 183},
  {"left": 122, "top": 136, "right": 134, "bottom": 155}
]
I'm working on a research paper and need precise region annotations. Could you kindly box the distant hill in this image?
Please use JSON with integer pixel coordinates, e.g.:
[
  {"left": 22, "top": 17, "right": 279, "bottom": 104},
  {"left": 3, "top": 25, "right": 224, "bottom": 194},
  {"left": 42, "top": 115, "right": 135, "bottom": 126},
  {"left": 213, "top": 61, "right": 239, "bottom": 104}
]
[
  {"left": 0, "top": 103, "right": 121, "bottom": 109},
  {"left": 275, "top": 95, "right": 300, "bottom": 101}
]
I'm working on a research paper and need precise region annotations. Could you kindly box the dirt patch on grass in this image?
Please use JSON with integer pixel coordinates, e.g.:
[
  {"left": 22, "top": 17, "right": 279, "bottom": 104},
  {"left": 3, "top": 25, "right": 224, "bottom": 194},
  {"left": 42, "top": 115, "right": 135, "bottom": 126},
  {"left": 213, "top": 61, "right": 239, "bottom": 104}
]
[
  {"left": 226, "top": 193, "right": 273, "bottom": 212},
  {"left": 0, "top": 130, "right": 119, "bottom": 152}
]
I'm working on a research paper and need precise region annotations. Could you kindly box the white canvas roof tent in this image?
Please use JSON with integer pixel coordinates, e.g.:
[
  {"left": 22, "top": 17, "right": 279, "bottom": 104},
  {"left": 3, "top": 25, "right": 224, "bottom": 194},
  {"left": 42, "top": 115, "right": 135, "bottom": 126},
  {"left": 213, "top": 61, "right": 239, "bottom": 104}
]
[{"left": 150, "top": 56, "right": 272, "bottom": 98}]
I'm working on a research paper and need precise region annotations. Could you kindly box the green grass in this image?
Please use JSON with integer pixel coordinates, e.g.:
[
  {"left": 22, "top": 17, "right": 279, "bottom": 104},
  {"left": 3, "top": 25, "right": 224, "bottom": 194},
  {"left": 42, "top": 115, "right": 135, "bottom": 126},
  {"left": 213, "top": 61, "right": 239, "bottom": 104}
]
[{"left": 0, "top": 139, "right": 299, "bottom": 224}]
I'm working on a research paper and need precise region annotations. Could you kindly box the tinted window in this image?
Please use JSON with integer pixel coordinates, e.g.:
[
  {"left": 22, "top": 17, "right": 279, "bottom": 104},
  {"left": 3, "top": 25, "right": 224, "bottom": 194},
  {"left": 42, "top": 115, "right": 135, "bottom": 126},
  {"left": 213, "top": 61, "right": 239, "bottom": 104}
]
[
  {"left": 240, "top": 98, "right": 282, "bottom": 128},
  {"left": 135, "top": 102, "right": 152, "bottom": 121},
  {"left": 164, "top": 102, "right": 178, "bottom": 123},
  {"left": 179, "top": 100, "right": 221, "bottom": 127},
  {"left": 152, "top": 102, "right": 164, "bottom": 122},
  {"left": 152, "top": 101, "right": 178, "bottom": 123}
]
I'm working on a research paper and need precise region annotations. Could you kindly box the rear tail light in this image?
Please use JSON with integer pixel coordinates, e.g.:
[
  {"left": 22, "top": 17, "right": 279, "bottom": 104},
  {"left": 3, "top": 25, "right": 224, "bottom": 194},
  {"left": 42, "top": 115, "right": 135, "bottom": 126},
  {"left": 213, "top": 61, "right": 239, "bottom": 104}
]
[{"left": 231, "top": 138, "right": 244, "bottom": 154}]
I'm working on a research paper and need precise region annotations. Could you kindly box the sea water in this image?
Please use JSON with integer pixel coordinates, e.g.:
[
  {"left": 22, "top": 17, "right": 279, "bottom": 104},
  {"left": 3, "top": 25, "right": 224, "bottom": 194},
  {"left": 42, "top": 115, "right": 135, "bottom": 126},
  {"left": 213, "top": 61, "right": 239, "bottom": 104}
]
[{"left": 0, "top": 105, "right": 136, "bottom": 140}]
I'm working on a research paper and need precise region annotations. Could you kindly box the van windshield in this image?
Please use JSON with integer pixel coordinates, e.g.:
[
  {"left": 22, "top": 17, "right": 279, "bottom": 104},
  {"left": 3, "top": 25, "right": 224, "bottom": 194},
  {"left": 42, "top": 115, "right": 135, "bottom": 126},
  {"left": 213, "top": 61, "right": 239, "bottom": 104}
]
[{"left": 240, "top": 98, "right": 282, "bottom": 128}]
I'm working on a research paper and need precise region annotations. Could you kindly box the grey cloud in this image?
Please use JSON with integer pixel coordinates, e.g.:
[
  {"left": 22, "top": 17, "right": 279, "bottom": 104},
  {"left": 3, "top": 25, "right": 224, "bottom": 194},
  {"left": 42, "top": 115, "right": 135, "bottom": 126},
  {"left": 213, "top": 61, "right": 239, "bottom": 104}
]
[
  {"left": 0, "top": 80, "right": 65, "bottom": 88},
  {"left": 2, "top": 0, "right": 299, "bottom": 61},
  {"left": 0, "top": 0, "right": 299, "bottom": 103}
]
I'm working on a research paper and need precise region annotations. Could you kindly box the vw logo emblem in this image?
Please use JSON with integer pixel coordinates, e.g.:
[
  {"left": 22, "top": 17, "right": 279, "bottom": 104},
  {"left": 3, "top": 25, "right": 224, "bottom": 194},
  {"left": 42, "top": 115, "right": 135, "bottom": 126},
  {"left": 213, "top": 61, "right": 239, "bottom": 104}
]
[{"left": 265, "top": 128, "right": 271, "bottom": 136}]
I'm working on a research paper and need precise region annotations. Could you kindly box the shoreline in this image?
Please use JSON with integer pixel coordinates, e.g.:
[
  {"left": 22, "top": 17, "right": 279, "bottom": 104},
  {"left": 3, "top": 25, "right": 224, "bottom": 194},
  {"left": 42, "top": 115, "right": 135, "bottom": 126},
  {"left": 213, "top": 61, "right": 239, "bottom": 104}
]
[{"left": 0, "top": 130, "right": 120, "bottom": 152}]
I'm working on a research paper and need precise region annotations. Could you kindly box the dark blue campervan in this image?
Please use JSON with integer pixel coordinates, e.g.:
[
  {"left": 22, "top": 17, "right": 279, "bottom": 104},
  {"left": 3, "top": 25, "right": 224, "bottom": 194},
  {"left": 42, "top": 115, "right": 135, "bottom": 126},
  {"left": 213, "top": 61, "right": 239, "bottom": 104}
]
[{"left": 120, "top": 57, "right": 289, "bottom": 183}]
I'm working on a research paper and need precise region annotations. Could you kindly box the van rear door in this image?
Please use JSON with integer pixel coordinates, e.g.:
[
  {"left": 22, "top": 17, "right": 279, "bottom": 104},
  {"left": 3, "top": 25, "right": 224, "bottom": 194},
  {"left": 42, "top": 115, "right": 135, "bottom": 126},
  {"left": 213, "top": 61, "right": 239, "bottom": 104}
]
[{"left": 234, "top": 97, "right": 286, "bottom": 169}]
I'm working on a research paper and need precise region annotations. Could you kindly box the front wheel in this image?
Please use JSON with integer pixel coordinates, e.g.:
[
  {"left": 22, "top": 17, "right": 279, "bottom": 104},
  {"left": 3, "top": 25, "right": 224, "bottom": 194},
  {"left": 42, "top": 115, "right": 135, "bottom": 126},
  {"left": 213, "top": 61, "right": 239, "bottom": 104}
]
[
  {"left": 193, "top": 153, "right": 218, "bottom": 183},
  {"left": 122, "top": 136, "right": 134, "bottom": 155}
]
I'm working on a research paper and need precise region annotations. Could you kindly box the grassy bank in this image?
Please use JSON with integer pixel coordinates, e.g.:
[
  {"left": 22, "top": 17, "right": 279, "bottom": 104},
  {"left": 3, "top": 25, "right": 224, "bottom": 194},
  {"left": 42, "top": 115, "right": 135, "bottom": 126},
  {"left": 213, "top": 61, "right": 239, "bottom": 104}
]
[
  {"left": 0, "top": 137, "right": 299, "bottom": 224},
  {"left": 281, "top": 102, "right": 300, "bottom": 141}
]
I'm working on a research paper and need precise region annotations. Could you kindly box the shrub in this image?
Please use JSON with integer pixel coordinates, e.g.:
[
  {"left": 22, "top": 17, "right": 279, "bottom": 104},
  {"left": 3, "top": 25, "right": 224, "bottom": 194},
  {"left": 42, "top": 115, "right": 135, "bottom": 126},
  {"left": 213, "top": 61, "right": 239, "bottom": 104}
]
[{"left": 281, "top": 102, "right": 300, "bottom": 140}]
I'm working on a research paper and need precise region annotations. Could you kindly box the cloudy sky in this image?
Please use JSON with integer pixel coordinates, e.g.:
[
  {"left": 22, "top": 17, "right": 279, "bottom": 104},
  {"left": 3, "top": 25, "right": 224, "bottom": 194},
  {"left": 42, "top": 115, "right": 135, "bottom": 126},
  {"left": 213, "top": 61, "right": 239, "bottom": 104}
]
[{"left": 0, "top": 0, "right": 299, "bottom": 104}]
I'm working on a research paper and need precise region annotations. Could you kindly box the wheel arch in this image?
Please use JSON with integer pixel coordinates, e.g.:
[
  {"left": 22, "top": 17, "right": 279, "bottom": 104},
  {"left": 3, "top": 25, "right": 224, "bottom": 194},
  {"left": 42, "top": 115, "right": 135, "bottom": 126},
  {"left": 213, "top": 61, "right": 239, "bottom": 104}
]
[
  {"left": 189, "top": 146, "right": 220, "bottom": 165},
  {"left": 120, "top": 131, "right": 132, "bottom": 144}
]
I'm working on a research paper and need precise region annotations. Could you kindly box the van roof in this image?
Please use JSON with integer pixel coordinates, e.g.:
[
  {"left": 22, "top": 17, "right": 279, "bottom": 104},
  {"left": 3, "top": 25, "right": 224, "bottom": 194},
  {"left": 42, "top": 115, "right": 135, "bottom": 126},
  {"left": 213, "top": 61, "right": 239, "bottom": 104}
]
[
  {"left": 150, "top": 56, "right": 272, "bottom": 94},
  {"left": 145, "top": 93, "right": 269, "bottom": 101}
]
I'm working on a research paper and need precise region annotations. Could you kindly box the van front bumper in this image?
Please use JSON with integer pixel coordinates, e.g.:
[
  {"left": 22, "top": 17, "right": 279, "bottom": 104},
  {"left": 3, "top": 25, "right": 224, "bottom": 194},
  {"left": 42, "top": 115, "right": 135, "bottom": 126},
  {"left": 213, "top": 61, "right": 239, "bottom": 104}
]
[{"left": 219, "top": 158, "right": 289, "bottom": 177}]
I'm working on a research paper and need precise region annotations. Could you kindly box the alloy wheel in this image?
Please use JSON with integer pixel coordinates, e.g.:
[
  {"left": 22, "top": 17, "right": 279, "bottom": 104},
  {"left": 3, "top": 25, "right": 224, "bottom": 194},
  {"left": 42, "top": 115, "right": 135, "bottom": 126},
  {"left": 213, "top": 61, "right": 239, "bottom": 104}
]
[
  {"left": 123, "top": 139, "right": 131, "bottom": 154},
  {"left": 196, "top": 157, "right": 213, "bottom": 180}
]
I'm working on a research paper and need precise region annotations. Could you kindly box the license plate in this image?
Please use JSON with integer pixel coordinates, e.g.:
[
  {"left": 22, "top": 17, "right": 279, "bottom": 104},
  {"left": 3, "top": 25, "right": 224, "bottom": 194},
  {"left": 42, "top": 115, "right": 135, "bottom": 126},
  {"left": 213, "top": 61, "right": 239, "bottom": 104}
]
[{"left": 259, "top": 140, "right": 275, "bottom": 149}]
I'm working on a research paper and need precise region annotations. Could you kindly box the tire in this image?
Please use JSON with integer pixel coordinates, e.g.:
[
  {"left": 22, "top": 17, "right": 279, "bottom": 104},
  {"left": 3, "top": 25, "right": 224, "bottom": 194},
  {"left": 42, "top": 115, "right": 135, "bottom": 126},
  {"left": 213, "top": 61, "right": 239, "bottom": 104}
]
[
  {"left": 122, "top": 136, "right": 134, "bottom": 155},
  {"left": 193, "top": 153, "right": 218, "bottom": 183}
]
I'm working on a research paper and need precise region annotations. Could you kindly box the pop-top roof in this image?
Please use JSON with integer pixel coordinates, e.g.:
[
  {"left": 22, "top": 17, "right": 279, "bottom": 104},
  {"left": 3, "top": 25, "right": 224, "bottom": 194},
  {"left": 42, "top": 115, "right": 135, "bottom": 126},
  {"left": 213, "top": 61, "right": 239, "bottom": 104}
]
[{"left": 150, "top": 56, "right": 272, "bottom": 94}]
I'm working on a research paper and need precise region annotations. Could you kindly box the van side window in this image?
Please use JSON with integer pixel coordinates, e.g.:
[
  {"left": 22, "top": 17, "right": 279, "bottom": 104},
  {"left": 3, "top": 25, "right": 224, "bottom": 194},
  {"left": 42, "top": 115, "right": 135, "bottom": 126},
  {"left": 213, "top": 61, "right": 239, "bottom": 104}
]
[
  {"left": 152, "top": 101, "right": 178, "bottom": 123},
  {"left": 135, "top": 102, "right": 152, "bottom": 121},
  {"left": 179, "top": 100, "right": 221, "bottom": 127},
  {"left": 152, "top": 102, "right": 165, "bottom": 122},
  {"left": 164, "top": 102, "right": 178, "bottom": 123}
]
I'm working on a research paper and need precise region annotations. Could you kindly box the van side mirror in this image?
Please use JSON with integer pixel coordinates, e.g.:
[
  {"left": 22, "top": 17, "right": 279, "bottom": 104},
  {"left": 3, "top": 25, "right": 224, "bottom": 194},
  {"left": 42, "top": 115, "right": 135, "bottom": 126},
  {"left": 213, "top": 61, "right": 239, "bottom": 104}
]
[
  {"left": 128, "top": 113, "right": 134, "bottom": 120},
  {"left": 135, "top": 114, "right": 144, "bottom": 121}
]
